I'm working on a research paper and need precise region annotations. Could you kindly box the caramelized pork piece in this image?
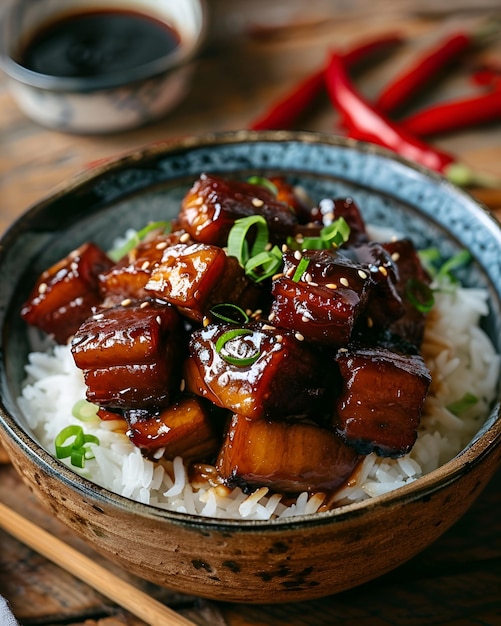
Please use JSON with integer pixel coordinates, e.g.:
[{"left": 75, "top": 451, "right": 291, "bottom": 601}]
[
  {"left": 382, "top": 239, "right": 432, "bottom": 347},
  {"left": 270, "top": 249, "right": 372, "bottom": 345},
  {"left": 178, "top": 173, "right": 297, "bottom": 247},
  {"left": 334, "top": 346, "right": 431, "bottom": 457},
  {"left": 267, "top": 176, "right": 315, "bottom": 223},
  {"left": 217, "top": 414, "right": 360, "bottom": 494},
  {"left": 21, "top": 242, "right": 113, "bottom": 344},
  {"left": 125, "top": 397, "right": 221, "bottom": 463},
  {"left": 99, "top": 231, "right": 185, "bottom": 302},
  {"left": 184, "top": 322, "right": 331, "bottom": 420},
  {"left": 317, "top": 197, "right": 369, "bottom": 245},
  {"left": 145, "top": 242, "right": 260, "bottom": 322},
  {"left": 343, "top": 242, "right": 404, "bottom": 332},
  {"left": 71, "top": 302, "right": 183, "bottom": 409}
]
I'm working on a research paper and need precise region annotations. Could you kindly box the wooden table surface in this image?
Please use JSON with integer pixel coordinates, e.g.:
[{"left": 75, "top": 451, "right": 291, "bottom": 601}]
[{"left": 0, "top": 1, "right": 500, "bottom": 624}]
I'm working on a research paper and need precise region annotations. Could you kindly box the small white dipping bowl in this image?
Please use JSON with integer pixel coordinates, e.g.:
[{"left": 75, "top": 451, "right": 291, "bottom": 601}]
[{"left": 0, "top": 0, "right": 206, "bottom": 133}]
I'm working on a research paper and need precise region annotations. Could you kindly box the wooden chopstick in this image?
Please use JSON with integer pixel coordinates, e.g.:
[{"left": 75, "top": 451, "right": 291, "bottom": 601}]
[{"left": 0, "top": 502, "right": 197, "bottom": 626}]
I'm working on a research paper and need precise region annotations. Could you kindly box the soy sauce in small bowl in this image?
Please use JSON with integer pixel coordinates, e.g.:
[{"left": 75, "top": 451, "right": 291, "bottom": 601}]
[
  {"left": 17, "top": 9, "right": 181, "bottom": 80},
  {"left": 0, "top": 0, "right": 205, "bottom": 132}
]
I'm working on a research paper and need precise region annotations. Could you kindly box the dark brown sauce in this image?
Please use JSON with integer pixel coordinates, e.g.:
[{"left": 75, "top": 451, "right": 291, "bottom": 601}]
[{"left": 17, "top": 9, "right": 181, "bottom": 78}]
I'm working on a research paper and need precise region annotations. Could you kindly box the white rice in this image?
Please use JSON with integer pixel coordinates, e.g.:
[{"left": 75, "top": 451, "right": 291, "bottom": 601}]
[{"left": 18, "top": 283, "right": 500, "bottom": 520}]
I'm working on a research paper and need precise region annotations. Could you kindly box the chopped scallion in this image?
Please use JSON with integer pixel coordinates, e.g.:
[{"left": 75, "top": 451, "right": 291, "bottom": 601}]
[
  {"left": 246, "top": 176, "right": 279, "bottom": 196},
  {"left": 210, "top": 303, "right": 250, "bottom": 325},
  {"left": 227, "top": 216, "right": 270, "bottom": 267},
  {"left": 405, "top": 278, "right": 435, "bottom": 313},
  {"left": 54, "top": 425, "right": 100, "bottom": 468},
  {"left": 72, "top": 399, "right": 99, "bottom": 422},
  {"left": 108, "top": 220, "right": 172, "bottom": 262},
  {"left": 215, "top": 328, "right": 260, "bottom": 367},
  {"left": 447, "top": 392, "right": 478, "bottom": 416},
  {"left": 292, "top": 257, "right": 311, "bottom": 282},
  {"left": 245, "top": 246, "right": 282, "bottom": 282}
]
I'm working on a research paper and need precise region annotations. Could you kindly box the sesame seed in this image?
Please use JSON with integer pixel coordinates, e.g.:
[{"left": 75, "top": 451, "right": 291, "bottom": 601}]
[
  {"left": 358, "top": 269, "right": 368, "bottom": 279},
  {"left": 262, "top": 324, "right": 276, "bottom": 331},
  {"left": 324, "top": 212, "right": 334, "bottom": 221},
  {"left": 301, "top": 315, "right": 309, "bottom": 323},
  {"left": 121, "top": 298, "right": 132, "bottom": 306},
  {"left": 326, "top": 283, "right": 337, "bottom": 289},
  {"left": 281, "top": 244, "right": 288, "bottom": 253},
  {"left": 378, "top": 266, "right": 388, "bottom": 277},
  {"left": 203, "top": 316, "right": 210, "bottom": 327},
  {"left": 338, "top": 347, "right": 348, "bottom": 353},
  {"left": 295, "top": 234, "right": 304, "bottom": 243},
  {"left": 180, "top": 379, "right": 186, "bottom": 392},
  {"left": 304, "top": 272, "right": 313, "bottom": 283},
  {"left": 252, "top": 197, "right": 264, "bottom": 207},
  {"left": 93, "top": 313, "right": 104, "bottom": 320},
  {"left": 268, "top": 312, "right": 276, "bottom": 321},
  {"left": 141, "top": 261, "right": 150, "bottom": 270},
  {"left": 339, "top": 277, "right": 349, "bottom": 287},
  {"left": 275, "top": 334, "right": 283, "bottom": 343},
  {"left": 180, "top": 232, "right": 190, "bottom": 243},
  {"left": 391, "top": 252, "right": 400, "bottom": 262},
  {"left": 265, "top": 242, "right": 272, "bottom": 251},
  {"left": 38, "top": 282, "right": 47, "bottom": 294},
  {"left": 156, "top": 241, "right": 168, "bottom": 250},
  {"left": 272, "top": 272, "right": 284, "bottom": 281},
  {"left": 294, "top": 250, "right": 302, "bottom": 261},
  {"left": 295, "top": 332, "right": 305, "bottom": 341},
  {"left": 194, "top": 196, "right": 204, "bottom": 206},
  {"left": 140, "top": 301, "right": 149, "bottom": 308},
  {"left": 367, "top": 316, "right": 374, "bottom": 328},
  {"left": 286, "top": 267, "right": 295, "bottom": 277},
  {"left": 70, "top": 262, "right": 79, "bottom": 272}
]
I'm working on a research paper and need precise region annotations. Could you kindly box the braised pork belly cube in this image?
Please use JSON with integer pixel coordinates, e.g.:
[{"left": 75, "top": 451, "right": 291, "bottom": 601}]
[
  {"left": 178, "top": 173, "right": 297, "bottom": 247},
  {"left": 317, "top": 197, "right": 369, "bottom": 245},
  {"left": 342, "top": 242, "right": 404, "bottom": 332},
  {"left": 144, "top": 242, "right": 260, "bottom": 322},
  {"left": 216, "top": 414, "right": 360, "bottom": 494},
  {"left": 99, "top": 231, "right": 185, "bottom": 302},
  {"left": 270, "top": 249, "right": 372, "bottom": 345},
  {"left": 125, "top": 397, "right": 221, "bottom": 463},
  {"left": 71, "top": 302, "right": 183, "bottom": 409},
  {"left": 382, "top": 239, "right": 432, "bottom": 348},
  {"left": 334, "top": 346, "right": 431, "bottom": 457},
  {"left": 21, "top": 242, "right": 113, "bottom": 344},
  {"left": 184, "top": 322, "right": 331, "bottom": 420},
  {"left": 267, "top": 176, "right": 315, "bottom": 223}
]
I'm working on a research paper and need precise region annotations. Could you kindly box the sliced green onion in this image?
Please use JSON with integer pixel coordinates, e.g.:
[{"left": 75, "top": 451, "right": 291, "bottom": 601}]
[
  {"left": 447, "top": 392, "right": 478, "bottom": 416},
  {"left": 54, "top": 425, "right": 100, "bottom": 468},
  {"left": 247, "top": 176, "right": 279, "bottom": 196},
  {"left": 405, "top": 278, "right": 435, "bottom": 313},
  {"left": 287, "top": 218, "right": 351, "bottom": 251},
  {"left": 227, "top": 215, "right": 270, "bottom": 266},
  {"left": 210, "top": 303, "right": 250, "bottom": 325},
  {"left": 320, "top": 217, "right": 351, "bottom": 248},
  {"left": 292, "top": 257, "right": 311, "bottom": 283},
  {"left": 245, "top": 245, "right": 283, "bottom": 282},
  {"left": 55, "top": 425, "right": 85, "bottom": 459},
  {"left": 215, "top": 328, "right": 260, "bottom": 367},
  {"left": 108, "top": 220, "right": 172, "bottom": 262},
  {"left": 72, "top": 399, "right": 99, "bottom": 422},
  {"left": 436, "top": 249, "right": 472, "bottom": 283},
  {"left": 418, "top": 247, "right": 441, "bottom": 276}
]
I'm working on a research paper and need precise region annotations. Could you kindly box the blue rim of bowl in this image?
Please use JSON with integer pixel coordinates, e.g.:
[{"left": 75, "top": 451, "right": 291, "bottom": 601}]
[
  {"left": 0, "top": 130, "right": 500, "bottom": 531},
  {"left": 0, "top": 0, "right": 207, "bottom": 92}
]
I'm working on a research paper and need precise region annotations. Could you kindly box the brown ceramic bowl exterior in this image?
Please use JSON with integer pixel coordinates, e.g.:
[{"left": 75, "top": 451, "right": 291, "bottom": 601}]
[
  {"left": 2, "top": 423, "right": 500, "bottom": 603},
  {"left": 0, "top": 132, "right": 500, "bottom": 603}
]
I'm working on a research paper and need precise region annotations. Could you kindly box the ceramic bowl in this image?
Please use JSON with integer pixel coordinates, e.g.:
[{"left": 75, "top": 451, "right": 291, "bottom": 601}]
[
  {"left": 0, "top": 131, "right": 500, "bottom": 603},
  {"left": 0, "top": 0, "right": 206, "bottom": 133}
]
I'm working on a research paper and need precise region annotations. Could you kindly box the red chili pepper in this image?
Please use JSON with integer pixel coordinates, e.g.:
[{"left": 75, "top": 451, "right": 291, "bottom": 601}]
[
  {"left": 325, "top": 52, "right": 501, "bottom": 188},
  {"left": 325, "top": 52, "right": 455, "bottom": 172},
  {"left": 249, "top": 33, "right": 403, "bottom": 131},
  {"left": 471, "top": 63, "right": 501, "bottom": 88},
  {"left": 374, "top": 32, "right": 472, "bottom": 115},
  {"left": 400, "top": 89, "right": 501, "bottom": 136}
]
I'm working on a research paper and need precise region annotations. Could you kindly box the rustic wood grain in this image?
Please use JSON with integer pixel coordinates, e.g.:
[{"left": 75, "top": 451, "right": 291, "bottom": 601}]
[{"left": 0, "top": 1, "right": 500, "bottom": 623}]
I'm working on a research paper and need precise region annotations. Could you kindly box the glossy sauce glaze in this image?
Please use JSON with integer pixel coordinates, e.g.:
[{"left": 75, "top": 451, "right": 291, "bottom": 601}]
[{"left": 17, "top": 9, "right": 181, "bottom": 78}]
